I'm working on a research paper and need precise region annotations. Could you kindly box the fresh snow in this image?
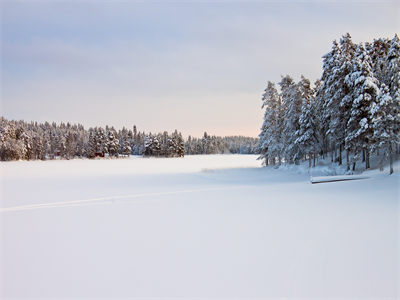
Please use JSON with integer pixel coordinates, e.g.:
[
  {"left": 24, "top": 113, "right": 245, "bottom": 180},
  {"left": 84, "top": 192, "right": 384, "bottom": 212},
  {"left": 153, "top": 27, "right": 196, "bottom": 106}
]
[{"left": 1, "top": 155, "right": 399, "bottom": 299}]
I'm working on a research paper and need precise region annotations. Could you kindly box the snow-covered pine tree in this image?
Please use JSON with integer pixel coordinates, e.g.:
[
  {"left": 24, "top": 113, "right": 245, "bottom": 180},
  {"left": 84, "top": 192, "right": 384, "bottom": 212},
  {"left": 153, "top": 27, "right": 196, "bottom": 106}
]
[
  {"left": 320, "top": 40, "right": 340, "bottom": 156},
  {"left": 325, "top": 40, "right": 348, "bottom": 164},
  {"left": 126, "top": 129, "right": 134, "bottom": 155},
  {"left": 107, "top": 128, "right": 120, "bottom": 157},
  {"left": 185, "top": 135, "right": 192, "bottom": 155},
  {"left": 313, "top": 79, "right": 325, "bottom": 159},
  {"left": 122, "top": 142, "right": 132, "bottom": 157},
  {"left": 144, "top": 134, "right": 160, "bottom": 156},
  {"left": 64, "top": 131, "right": 75, "bottom": 159},
  {"left": 153, "top": 134, "right": 161, "bottom": 156},
  {"left": 202, "top": 132, "right": 210, "bottom": 154},
  {"left": 386, "top": 34, "right": 400, "bottom": 159},
  {"left": 369, "top": 38, "right": 391, "bottom": 84},
  {"left": 43, "top": 133, "right": 51, "bottom": 159},
  {"left": 345, "top": 43, "right": 379, "bottom": 170},
  {"left": 338, "top": 33, "right": 357, "bottom": 169},
  {"left": 169, "top": 130, "right": 184, "bottom": 157},
  {"left": 132, "top": 127, "right": 145, "bottom": 155},
  {"left": 259, "top": 85, "right": 267, "bottom": 163},
  {"left": 30, "top": 132, "right": 42, "bottom": 160},
  {"left": 118, "top": 127, "right": 127, "bottom": 156},
  {"left": 371, "top": 84, "right": 400, "bottom": 174},
  {"left": 0, "top": 119, "right": 26, "bottom": 160},
  {"left": 386, "top": 34, "right": 400, "bottom": 112},
  {"left": 294, "top": 76, "right": 318, "bottom": 166},
  {"left": 119, "top": 127, "right": 132, "bottom": 157},
  {"left": 74, "top": 125, "right": 85, "bottom": 158},
  {"left": 176, "top": 132, "right": 185, "bottom": 157},
  {"left": 98, "top": 128, "right": 105, "bottom": 157},
  {"left": 160, "top": 131, "right": 170, "bottom": 156},
  {"left": 144, "top": 134, "right": 152, "bottom": 156},
  {"left": 280, "top": 75, "right": 302, "bottom": 164},
  {"left": 87, "top": 128, "right": 97, "bottom": 158},
  {"left": 321, "top": 41, "right": 340, "bottom": 144},
  {"left": 259, "top": 81, "right": 281, "bottom": 165},
  {"left": 137, "top": 131, "right": 146, "bottom": 155}
]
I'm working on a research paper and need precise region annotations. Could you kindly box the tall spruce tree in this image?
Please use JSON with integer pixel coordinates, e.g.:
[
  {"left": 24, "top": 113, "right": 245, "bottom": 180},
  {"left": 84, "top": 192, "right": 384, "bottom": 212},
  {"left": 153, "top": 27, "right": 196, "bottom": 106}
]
[
  {"left": 337, "top": 33, "right": 357, "bottom": 168},
  {"left": 345, "top": 43, "right": 379, "bottom": 170},
  {"left": 386, "top": 34, "right": 400, "bottom": 109},
  {"left": 371, "top": 84, "right": 400, "bottom": 174},
  {"left": 280, "top": 75, "right": 303, "bottom": 163},
  {"left": 295, "top": 76, "right": 318, "bottom": 166},
  {"left": 259, "top": 81, "right": 281, "bottom": 165}
]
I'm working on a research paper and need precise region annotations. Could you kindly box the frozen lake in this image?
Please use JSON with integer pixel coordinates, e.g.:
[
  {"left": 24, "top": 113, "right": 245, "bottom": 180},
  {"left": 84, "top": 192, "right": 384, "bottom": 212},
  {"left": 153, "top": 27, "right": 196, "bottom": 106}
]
[{"left": 1, "top": 155, "right": 399, "bottom": 299}]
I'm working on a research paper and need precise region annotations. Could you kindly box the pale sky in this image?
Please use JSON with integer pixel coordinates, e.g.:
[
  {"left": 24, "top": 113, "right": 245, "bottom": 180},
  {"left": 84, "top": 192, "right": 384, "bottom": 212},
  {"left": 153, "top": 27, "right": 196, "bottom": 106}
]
[{"left": 1, "top": 1, "right": 399, "bottom": 137}]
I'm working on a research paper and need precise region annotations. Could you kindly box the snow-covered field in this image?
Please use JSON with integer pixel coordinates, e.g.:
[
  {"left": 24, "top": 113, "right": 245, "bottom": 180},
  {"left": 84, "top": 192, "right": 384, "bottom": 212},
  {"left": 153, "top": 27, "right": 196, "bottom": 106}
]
[{"left": 1, "top": 155, "right": 399, "bottom": 299}]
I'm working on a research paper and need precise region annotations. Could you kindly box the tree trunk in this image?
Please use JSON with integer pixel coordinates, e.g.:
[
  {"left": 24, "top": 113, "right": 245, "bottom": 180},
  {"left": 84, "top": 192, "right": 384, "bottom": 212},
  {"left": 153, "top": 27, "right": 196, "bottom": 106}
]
[
  {"left": 379, "top": 156, "right": 384, "bottom": 172},
  {"left": 334, "top": 145, "right": 337, "bottom": 162},
  {"left": 346, "top": 150, "right": 350, "bottom": 171},
  {"left": 352, "top": 162, "right": 356, "bottom": 171},
  {"left": 390, "top": 145, "right": 394, "bottom": 175},
  {"left": 365, "top": 149, "right": 370, "bottom": 169},
  {"left": 339, "top": 144, "right": 342, "bottom": 165}
]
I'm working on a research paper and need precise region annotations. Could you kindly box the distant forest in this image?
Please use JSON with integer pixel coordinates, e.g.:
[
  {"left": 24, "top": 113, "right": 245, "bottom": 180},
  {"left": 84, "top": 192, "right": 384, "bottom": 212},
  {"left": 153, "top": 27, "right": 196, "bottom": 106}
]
[
  {"left": 259, "top": 33, "right": 399, "bottom": 174},
  {"left": 0, "top": 117, "right": 259, "bottom": 161}
]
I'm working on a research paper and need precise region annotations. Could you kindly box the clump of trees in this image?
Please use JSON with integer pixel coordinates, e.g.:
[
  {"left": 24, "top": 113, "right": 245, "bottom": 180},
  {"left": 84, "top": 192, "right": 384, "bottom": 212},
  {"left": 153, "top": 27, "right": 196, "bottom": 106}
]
[
  {"left": 0, "top": 118, "right": 259, "bottom": 160},
  {"left": 185, "top": 132, "right": 259, "bottom": 155},
  {"left": 0, "top": 119, "right": 147, "bottom": 160},
  {"left": 259, "top": 33, "right": 400, "bottom": 174},
  {"left": 144, "top": 130, "right": 185, "bottom": 157}
]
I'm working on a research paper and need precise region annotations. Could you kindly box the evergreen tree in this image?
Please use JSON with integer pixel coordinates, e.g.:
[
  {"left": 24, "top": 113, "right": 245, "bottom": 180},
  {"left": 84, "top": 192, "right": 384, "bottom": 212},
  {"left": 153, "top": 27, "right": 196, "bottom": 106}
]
[
  {"left": 313, "top": 79, "right": 325, "bottom": 158},
  {"left": 371, "top": 84, "right": 400, "bottom": 174},
  {"left": 320, "top": 40, "right": 341, "bottom": 156},
  {"left": 87, "top": 129, "right": 97, "bottom": 158},
  {"left": 144, "top": 134, "right": 160, "bottom": 156},
  {"left": 176, "top": 132, "right": 185, "bottom": 157},
  {"left": 64, "top": 131, "right": 75, "bottom": 159},
  {"left": 386, "top": 34, "right": 400, "bottom": 108},
  {"left": 280, "top": 75, "right": 302, "bottom": 163},
  {"left": 95, "top": 127, "right": 107, "bottom": 156},
  {"left": 369, "top": 38, "right": 391, "bottom": 84},
  {"left": 294, "top": 77, "right": 318, "bottom": 166},
  {"left": 122, "top": 142, "right": 132, "bottom": 157},
  {"left": 337, "top": 34, "right": 357, "bottom": 169},
  {"left": 107, "top": 128, "right": 120, "bottom": 157},
  {"left": 0, "top": 119, "right": 26, "bottom": 160},
  {"left": 259, "top": 81, "right": 281, "bottom": 165},
  {"left": 345, "top": 43, "right": 379, "bottom": 169}
]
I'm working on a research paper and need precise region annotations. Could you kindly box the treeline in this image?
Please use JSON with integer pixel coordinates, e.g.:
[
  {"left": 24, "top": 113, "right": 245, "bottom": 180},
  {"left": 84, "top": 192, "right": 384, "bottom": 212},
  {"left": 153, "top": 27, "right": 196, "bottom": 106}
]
[
  {"left": 0, "top": 117, "right": 259, "bottom": 161},
  {"left": 0, "top": 118, "right": 147, "bottom": 160},
  {"left": 186, "top": 132, "right": 259, "bottom": 155},
  {"left": 259, "top": 33, "right": 400, "bottom": 174}
]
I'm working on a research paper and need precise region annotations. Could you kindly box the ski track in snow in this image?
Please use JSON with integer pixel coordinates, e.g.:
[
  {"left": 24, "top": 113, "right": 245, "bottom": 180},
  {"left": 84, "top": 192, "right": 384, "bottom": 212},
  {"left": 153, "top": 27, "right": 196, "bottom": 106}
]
[{"left": 0, "top": 185, "right": 251, "bottom": 213}]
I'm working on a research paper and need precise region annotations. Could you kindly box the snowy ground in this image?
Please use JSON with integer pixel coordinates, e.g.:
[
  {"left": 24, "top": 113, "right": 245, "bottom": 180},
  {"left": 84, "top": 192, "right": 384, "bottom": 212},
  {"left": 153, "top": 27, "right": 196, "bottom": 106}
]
[{"left": 1, "top": 155, "right": 399, "bottom": 299}]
